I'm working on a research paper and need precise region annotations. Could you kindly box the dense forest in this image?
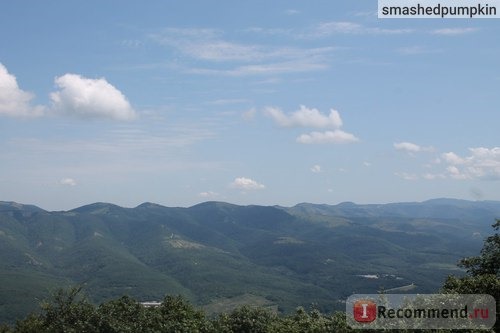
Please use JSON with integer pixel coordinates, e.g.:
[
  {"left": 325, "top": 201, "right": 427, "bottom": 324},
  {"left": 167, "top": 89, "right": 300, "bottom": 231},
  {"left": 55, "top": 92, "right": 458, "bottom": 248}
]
[
  {"left": 2, "top": 199, "right": 498, "bottom": 323},
  {"left": 1, "top": 220, "right": 497, "bottom": 333}
]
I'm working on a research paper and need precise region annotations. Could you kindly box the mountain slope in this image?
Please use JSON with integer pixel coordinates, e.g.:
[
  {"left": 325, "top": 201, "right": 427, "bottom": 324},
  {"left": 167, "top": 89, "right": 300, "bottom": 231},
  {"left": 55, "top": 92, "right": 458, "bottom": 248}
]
[{"left": 0, "top": 199, "right": 498, "bottom": 323}]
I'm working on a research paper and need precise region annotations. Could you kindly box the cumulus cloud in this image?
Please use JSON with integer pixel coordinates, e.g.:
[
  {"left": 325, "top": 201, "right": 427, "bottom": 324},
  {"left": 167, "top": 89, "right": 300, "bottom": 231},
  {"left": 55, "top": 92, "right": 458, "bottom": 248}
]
[
  {"left": 265, "top": 105, "right": 358, "bottom": 145},
  {"left": 311, "top": 165, "right": 322, "bottom": 173},
  {"left": 60, "top": 178, "right": 77, "bottom": 186},
  {"left": 0, "top": 63, "right": 44, "bottom": 117},
  {"left": 50, "top": 74, "right": 136, "bottom": 121},
  {"left": 265, "top": 105, "right": 342, "bottom": 128},
  {"left": 230, "top": 177, "right": 265, "bottom": 190},
  {"left": 441, "top": 147, "right": 500, "bottom": 180},
  {"left": 446, "top": 166, "right": 469, "bottom": 180},
  {"left": 394, "top": 141, "right": 434, "bottom": 153},
  {"left": 198, "top": 191, "right": 219, "bottom": 198},
  {"left": 297, "top": 130, "right": 359, "bottom": 144},
  {"left": 442, "top": 152, "right": 466, "bottom": 165},
  {"left": 395, "top": 146, "right": 500, "bottom": 181}
]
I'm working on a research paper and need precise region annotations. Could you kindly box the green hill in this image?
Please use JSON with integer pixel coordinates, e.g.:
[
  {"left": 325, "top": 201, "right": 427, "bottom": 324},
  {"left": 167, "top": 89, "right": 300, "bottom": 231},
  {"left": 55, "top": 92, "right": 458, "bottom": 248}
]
[{"left": 1, "top": 199, "right": 498, "bottom": 323}]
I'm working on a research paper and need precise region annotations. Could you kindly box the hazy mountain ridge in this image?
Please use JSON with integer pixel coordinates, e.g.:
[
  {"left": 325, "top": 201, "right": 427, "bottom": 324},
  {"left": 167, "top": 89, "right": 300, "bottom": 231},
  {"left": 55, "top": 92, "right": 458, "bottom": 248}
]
[{"left": 0, "top": 198, "right": 499, "bottom": 323}]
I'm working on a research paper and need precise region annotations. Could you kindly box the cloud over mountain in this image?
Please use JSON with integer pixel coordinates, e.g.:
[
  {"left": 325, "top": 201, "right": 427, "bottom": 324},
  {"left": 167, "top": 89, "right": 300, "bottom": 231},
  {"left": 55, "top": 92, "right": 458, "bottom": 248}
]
[
  {"left": 230, "top": 177, "right": 265, "bottom": 190},
  {"left": 442, "top": 147, "right": 500, "bottom": 180}
]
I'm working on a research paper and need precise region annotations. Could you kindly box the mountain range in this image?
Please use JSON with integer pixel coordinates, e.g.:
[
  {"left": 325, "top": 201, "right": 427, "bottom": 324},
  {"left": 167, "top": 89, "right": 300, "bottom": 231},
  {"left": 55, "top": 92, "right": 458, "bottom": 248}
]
[{"left": 1, "top": 198, "right": 499, "bottom": 323}]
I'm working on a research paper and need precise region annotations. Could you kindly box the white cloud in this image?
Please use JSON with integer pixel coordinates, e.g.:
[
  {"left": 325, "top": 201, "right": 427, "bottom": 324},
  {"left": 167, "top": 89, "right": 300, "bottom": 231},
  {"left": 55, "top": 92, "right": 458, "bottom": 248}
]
[
  {"left": 431, "top": 28, "right": 478, "bottom": 35},
  {"left": 442, "top": 147, "right": 500, "bottom": 180},
  {"left": 186, "top": 40, "right": 262, "bottom": 62},
  {"left": 0, "top": 63, "right": 44, "bottom": 117},
  {"left": 191, "top": 62, "right": 327, "bottom": 76},
  {"left": 446, "top": 166, "right": 468, "bottom": 180},
  {"left": 394, "top": 142, "right": 422, "bottom": 153},
  {"left": 60, "top": 178, "right": 77, "bottom": 186},
  {"left": 394, "top": 142, "right": 421, "bottom": 153},
  {"left": 265, "top": 105, "right": 342, "bottom": 128},
  {"left": 152, "top": 28, "right": 264, "bottom": 62},
  {"left": 230, "top": 177, "right": 265, "bottom": 190},
  {"left": 50, "top": 74, "right": 136, "bottom": 121},
  {"left": 198, "top": 191, "right": 219, "bottom": 198},
  {"left": 265, "top": 105, "right": 358, "bottom": 145},
  {"left": 311, "top": 165, "right": 322, "bottom": 173},
  {"left": 152, "top": 28, "right": 333, "bottom": 64},
  {"left": 442, "top": 152, "right": 466, "bottom": 165},
  {"left": 395, "top": 147, "right": 500, "bottom": 182},
  {"left": 394, "top": 141, "right": 434, "bottom": 153},
  {"left": 151, "top": 28, "right": 334, "bottom": 76},
  {"left": 297, "top": 130, "right": 359, "bottom": 144},
  {"left": 304, "top": 21, "right": 413, "bottom": 38}
]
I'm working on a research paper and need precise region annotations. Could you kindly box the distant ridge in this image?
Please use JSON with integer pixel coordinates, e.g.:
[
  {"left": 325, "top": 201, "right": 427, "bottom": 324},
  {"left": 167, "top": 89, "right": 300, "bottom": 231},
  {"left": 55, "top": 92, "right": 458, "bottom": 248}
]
[
  {"left": 0, "top": 201, "right": 46, "bottom": 213},
  {"left": 3, "top": 197, "right": 500, "bottom": 213}
]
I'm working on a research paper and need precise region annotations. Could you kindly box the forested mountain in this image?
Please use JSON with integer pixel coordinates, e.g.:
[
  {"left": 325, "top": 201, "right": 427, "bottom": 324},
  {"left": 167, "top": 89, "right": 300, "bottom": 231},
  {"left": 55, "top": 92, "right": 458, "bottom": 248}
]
[{"left": 1, "top": 199, "right": 499, "bottom": 323}]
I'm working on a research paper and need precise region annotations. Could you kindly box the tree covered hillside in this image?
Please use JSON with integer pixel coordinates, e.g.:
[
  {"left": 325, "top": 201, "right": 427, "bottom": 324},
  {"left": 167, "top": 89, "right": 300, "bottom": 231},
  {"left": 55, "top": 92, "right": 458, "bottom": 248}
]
[{"left": 1, "top": 199, "right": 498, "bottom": 324}]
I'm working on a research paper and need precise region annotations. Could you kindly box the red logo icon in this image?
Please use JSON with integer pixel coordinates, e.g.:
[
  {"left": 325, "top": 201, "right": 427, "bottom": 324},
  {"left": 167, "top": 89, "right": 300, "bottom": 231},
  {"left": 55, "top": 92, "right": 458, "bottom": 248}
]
[{"left": 353, "top": 299, "right": 377, "bottom": 323}]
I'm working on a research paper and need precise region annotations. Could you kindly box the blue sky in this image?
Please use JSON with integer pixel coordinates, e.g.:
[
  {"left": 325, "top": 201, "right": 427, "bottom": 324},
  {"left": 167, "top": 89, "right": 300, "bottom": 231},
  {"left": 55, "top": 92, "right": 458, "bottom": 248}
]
[{"left": 0, "top": 1, "right": 499, "bottom": 210}]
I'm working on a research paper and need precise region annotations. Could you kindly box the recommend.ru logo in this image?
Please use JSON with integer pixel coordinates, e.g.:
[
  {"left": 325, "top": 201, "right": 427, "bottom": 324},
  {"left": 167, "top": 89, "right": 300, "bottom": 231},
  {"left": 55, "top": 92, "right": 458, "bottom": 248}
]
[{"left": 346, "top": 294, "right": 496, "bottom": 330}]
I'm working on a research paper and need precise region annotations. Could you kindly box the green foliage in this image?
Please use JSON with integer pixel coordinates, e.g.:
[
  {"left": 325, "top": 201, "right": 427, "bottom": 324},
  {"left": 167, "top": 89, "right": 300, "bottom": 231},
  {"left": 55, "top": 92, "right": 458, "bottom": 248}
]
[
  {"left": 97, "top": 296, "right": 148, "bottom": 333},
  {"left": 153, "top": 295, "right": 212, "bottom": 332},
  {"left": 6, "top": 285, "right": 500, "bottom": 333},
  {"left": 214, "top": 306, "right": 277, "bottom": 333},
  {"left": 5, "top": 289, "right": 360, "bottom": 333},
  {"left": 10, "top": 314, "right": 44, "bottom": 333},
  {"left": 35, "top": 287, "right": 99, "bottom": 333},
  {"left": 442, "top": 219, "right": 500, "bottom": 332},
  {"left": 458, "top": 219, "right": 500, "bottom": 277},
  {"left": 0, "top": 324, "right": 12, "bottom": 333}
]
